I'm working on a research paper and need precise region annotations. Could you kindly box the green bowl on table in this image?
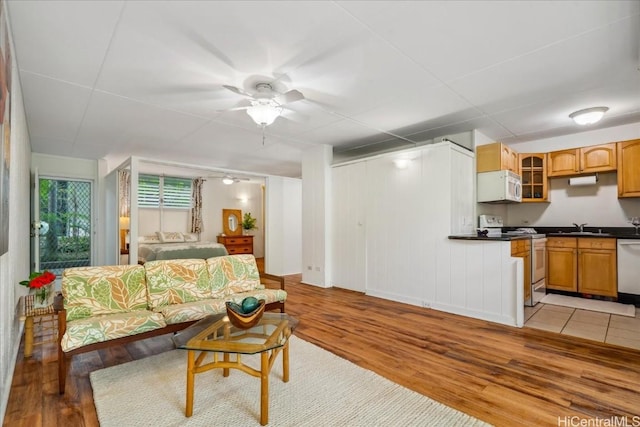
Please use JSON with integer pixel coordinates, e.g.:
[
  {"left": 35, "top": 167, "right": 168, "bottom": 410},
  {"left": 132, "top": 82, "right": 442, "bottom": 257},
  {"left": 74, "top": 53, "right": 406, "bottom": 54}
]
[{"left": 225, "top": 298, "right": 266, "bottom": 329}]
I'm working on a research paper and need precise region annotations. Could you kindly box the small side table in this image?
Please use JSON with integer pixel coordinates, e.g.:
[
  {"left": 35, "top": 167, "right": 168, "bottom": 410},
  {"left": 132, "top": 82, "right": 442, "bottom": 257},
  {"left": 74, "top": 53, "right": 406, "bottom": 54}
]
[{"left": 20, "top": 294, "right": 57, "bottom": 358}]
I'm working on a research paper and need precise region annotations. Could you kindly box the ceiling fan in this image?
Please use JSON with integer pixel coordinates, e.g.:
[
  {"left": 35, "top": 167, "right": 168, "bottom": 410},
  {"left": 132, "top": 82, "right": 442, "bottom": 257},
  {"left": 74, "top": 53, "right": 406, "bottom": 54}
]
[
  {"left": 220, "top": 82, "right": 305, "bottom": 127},
  {"left": 209, "top": 174, "right": 251, "bottom": 185}
]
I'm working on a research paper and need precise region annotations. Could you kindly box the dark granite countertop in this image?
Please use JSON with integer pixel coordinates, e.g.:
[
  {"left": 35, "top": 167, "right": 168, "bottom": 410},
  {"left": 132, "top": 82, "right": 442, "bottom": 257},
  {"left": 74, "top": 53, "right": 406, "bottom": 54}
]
[
  {"left": 449, "top": 226, "right": 640, "bottom": 241},
  {"left": 448, "top": 234, "right": 534, "bottom": 241}
]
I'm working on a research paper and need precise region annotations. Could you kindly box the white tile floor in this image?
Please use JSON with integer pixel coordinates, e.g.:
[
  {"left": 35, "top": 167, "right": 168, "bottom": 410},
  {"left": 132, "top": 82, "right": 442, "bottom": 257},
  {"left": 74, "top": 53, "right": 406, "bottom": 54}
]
[{"left": 524, "top": 303, "right": 640, "bottom": 350}]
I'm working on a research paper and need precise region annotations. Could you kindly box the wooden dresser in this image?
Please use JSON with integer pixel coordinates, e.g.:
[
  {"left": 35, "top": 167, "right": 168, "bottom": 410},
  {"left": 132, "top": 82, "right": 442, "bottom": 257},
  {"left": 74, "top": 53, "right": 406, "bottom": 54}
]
[{"left": 217, "top": 235, "right": 253, "bottom": 255}]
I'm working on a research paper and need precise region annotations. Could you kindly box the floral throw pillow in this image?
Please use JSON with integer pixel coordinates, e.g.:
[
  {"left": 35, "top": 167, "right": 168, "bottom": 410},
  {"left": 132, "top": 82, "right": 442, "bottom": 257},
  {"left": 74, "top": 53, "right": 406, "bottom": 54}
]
[
  {"left": 183, "top": 233, "right": 199, "bottom": 242},
  {"left": 156, "top": 231, "right": 184, "bottom": 243}
]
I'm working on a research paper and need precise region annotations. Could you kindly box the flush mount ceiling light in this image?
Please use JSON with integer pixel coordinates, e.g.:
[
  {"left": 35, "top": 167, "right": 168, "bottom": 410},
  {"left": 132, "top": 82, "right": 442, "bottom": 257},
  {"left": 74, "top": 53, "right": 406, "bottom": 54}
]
[
  {"left": 222, "top": 175, "right": 235, "bottom": 185},
  {"left": 246, "top": 98, "right": 283, "bottom": 127},
  {"left": 569, "top": 106, "right": 609, "bottom": 125}
]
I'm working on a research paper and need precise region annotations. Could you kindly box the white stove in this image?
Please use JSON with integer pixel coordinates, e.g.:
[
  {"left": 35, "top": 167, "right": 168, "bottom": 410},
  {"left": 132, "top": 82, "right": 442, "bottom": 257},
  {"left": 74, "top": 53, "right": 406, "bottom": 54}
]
[{"left": 478, "top": 214, "right": 504, "bottom": 237}]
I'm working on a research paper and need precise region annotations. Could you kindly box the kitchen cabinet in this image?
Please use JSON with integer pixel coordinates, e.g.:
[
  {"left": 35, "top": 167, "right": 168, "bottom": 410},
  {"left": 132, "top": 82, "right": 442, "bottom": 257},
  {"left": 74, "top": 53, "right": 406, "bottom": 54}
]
[
  {"left": 617, "top": 139, "right": 640, "bottom": 198},
  {"left": 546, "top": 237, "right": 617, "bottom": 297},
  {"left": 217, "top": 235, "right": 253, "bottom": 254},
  {"left": 578, "top": 238, "right": 617, "bottom": 298},
  {"left": 511, "top": 240, "right": 531, "bottom": 302},
  {"left": 519, "top": 153, "right": 548, "bottom": 202},
  {"left": 547, "top": 143, "right": 616, "bottom": 177},
  {"left": 476, "top": 142, "right": 519, "bottom": 173},
  {"left": 547, "top": 238, "right": 577, "bottom": 292}
]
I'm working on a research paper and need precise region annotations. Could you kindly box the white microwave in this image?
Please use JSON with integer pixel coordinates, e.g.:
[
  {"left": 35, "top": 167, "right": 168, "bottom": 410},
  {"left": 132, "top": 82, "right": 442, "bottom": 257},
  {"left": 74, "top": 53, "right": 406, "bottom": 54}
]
[{"left": 477, "top": 170, "right": 522, "bottom": 203}]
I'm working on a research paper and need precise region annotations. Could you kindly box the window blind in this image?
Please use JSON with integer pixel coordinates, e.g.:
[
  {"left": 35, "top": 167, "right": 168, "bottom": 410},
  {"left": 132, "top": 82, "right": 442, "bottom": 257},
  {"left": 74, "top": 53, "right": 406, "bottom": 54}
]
[{"left": 138, "top": 175, "right": 191, "bottom": 208}]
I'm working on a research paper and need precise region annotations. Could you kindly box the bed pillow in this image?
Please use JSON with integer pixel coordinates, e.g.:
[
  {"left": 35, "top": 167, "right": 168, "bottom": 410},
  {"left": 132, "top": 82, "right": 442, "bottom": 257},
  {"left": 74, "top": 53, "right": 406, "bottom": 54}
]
[
  {"left": 156, "top": 231, "right": 184, "bottom": 243},
  {"left": 138, "top": 235, "right": 161, "bottom": 244},
  {"left": 183, "top": 233, "right": 199, "bottom": 242}
]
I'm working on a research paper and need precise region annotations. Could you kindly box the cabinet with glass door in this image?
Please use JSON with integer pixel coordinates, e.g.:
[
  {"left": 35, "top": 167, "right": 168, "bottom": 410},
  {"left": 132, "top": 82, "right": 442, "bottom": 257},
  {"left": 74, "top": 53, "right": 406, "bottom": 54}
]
[{"left": 519, "top": 153, "right": 548, "bottom": 202}]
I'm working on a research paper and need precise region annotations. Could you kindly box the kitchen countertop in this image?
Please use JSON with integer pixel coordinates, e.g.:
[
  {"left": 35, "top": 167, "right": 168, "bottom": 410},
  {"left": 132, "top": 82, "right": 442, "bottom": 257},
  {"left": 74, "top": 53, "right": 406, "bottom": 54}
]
[
  {"left": 449, "top": 228, "right": 640, "bottom": 241},
  {"left": 448, "top": 234, "right": 537, "bottom": 241}
]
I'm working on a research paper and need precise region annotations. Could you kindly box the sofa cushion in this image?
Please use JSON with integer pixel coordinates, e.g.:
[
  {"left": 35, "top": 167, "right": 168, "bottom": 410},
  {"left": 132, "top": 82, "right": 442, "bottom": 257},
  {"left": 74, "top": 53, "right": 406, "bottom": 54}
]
[
  {"left": 159, "top": 288, "right": 288, "bottom": 325},
  {"left": 144, "top": 259, "right": 211, "bottom": 310},
  {"left": 61, "top": 310, "right": 167, "bottom": 352},
  {"left": 206, "top": 254, "right": 261, "bottom": 296},
  {"left": 158, "top": 298, "right": 228, "bottom": 324},
  {"left": 62, "top": 265, "right": 148, "bottom": 322}
]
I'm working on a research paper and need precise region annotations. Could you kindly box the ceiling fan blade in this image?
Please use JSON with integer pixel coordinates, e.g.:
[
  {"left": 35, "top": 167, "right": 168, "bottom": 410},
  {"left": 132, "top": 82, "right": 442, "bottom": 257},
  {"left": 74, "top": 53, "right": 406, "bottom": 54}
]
[
  {"left": 219, "top": 106, "right": 250, "bottom": 112},
  {"left": 274, "top": 89, "right": 304, "bottom": 105},
  {"left": 223, "top": 85, "right": 254, "bottom": 98}
]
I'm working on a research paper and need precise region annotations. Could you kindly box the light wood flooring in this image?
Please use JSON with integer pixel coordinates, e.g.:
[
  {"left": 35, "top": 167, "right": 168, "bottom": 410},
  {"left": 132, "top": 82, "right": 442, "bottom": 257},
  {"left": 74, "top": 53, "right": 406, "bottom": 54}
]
[{"left": 4, "top": 275, "right": 640, "bottom": 426}]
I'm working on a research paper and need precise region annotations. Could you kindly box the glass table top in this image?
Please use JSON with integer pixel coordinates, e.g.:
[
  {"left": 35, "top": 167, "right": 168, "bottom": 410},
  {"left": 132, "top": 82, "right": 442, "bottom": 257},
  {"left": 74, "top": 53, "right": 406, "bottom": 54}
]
[{"left": 172, "top": 312, "right": 298, "bottom": 354}]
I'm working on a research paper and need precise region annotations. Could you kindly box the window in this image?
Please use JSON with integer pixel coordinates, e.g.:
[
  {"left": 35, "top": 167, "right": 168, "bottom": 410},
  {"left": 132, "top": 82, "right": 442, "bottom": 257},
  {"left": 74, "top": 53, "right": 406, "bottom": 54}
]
[{"left": 138, "top": 174, "right": 191, "bottom": 208}]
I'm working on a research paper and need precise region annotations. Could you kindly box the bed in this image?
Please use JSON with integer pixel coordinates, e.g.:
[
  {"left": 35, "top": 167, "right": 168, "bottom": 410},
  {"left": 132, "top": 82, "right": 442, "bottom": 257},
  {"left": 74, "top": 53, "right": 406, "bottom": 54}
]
[{"left": 137, "top": 232, "right": 228, "bottom": 263}]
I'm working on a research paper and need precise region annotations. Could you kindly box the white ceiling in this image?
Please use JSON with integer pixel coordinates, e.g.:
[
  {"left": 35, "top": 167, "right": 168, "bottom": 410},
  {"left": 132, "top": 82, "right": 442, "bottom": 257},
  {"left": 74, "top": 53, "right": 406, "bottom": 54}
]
[{"left": 7, "top": 1, "right": 640, "bottom": 177}]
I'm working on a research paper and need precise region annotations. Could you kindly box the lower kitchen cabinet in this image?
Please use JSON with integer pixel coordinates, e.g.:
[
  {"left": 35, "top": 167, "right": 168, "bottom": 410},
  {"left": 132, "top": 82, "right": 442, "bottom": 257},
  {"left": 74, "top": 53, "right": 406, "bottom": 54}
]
[
  {"left": 547, "top": 238, "right": 577, "bottom": 292},
  {"left": 578, "top": 238, "right": 617, "bottom": 297},
  {"left": 547, "top": 237, "right": 617, "bottom": 297},
  {"left": 511, "top": 240, "right": 531, "bottom": 302}
]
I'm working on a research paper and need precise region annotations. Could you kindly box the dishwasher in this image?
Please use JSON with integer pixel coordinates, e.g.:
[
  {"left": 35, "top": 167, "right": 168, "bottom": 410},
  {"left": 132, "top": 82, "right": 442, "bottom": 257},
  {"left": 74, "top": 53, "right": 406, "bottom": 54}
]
[{"left": 617, "top": 239, "right": 640, "bottom": 305}]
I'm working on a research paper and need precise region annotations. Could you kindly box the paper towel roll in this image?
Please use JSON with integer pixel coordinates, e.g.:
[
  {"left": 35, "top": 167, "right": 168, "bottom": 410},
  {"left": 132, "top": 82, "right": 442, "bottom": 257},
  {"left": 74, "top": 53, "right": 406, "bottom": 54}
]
[{"left": 568, "top": 175, "right": 597, "bottom": 186}]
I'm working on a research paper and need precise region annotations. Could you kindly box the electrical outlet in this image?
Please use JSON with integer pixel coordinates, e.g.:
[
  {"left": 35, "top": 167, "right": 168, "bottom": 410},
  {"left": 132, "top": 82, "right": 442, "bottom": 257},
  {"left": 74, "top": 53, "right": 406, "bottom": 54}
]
[
  {"left": 315, "top": 266, "right": 321, "bottom": 272},
  {"left": 307, "top": 266, "right": 312, "bottom": 270}
]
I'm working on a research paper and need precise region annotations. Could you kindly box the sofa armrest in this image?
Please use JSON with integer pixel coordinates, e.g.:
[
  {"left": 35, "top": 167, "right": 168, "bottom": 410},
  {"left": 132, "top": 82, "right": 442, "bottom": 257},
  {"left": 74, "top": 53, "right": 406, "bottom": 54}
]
[{"left": 260, "top": 272, "right": 285, "bottom": 290}]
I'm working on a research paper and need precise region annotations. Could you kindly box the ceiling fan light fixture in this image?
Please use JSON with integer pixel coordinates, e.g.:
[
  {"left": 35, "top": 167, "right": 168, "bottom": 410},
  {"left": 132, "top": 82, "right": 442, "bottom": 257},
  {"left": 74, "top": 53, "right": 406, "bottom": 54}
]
[
  {"left": 222, "top": 176, "right": 234, "bottom": 185},
  {"left": 569, "top": 106, "right": 609, "bottom": 125},
  {"left": 246, "top": 101, "right": 282, "bottom": 127}
]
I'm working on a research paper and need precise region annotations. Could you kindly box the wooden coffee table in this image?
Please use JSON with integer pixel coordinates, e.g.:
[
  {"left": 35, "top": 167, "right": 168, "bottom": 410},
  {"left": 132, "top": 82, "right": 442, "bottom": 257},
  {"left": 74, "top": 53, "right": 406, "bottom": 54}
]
[{"left": 172, "top": 312, "right": 298, "bottom": 425}]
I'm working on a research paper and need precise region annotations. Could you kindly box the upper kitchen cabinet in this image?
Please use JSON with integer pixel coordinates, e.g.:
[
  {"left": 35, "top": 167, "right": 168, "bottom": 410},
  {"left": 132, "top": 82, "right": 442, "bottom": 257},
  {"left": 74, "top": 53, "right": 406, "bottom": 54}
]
[
  {"left": 519, "top": 153, "right": 548, "bottom": 202},
  {"left": 617, "top": 139, "right": 640, "bottom": 198},
  {"left": 547, "top": 143, "right": 617, "bottom": 177},
  {"left": 476, "top": 142, "right": 519, "bottom": 173}
]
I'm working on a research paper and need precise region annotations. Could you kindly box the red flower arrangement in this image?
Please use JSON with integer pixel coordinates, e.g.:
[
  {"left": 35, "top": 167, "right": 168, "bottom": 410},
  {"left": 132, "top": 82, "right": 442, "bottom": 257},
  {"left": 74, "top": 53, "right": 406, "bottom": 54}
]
[{"left": 20, "top": 271, "right": 56, "bottom": 289}]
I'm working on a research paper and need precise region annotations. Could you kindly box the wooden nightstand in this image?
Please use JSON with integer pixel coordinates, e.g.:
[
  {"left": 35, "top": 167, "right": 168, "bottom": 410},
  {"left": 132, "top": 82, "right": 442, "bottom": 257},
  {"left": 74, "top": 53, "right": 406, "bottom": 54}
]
[{"left": 217, "top": 235, "right": 254, "bottom": 254}]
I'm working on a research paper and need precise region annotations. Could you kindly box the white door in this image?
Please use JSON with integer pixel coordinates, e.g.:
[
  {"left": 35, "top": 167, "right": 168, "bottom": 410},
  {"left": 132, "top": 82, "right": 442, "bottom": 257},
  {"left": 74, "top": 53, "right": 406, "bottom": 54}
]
[
  {"left": 331, "top": 162, "right": 366, "bottom": 292},
  {"left": 31, "top": 168, "right": 40, "bottom": 271},
  {"left": 34, "top": 177, "right": 93, "bottom": 277}
]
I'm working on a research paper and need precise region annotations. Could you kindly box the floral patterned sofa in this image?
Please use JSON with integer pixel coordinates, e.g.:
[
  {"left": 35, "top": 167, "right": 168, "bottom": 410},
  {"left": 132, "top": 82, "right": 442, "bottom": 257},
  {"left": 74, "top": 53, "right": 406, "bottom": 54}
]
[{"left": 55, "top": 254, "right": 286, "bottom": 394}]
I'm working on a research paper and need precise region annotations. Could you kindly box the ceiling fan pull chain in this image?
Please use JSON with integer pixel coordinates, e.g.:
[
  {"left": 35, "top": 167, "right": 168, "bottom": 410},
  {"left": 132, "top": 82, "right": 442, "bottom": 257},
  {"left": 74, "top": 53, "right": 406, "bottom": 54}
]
[{"left": 262, "top": 126, "right": 266, "bottom": 146}]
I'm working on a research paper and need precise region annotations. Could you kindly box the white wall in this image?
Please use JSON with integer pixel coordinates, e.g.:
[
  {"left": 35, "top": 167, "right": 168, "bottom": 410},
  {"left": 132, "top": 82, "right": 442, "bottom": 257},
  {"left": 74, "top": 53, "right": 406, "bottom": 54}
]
[
  {"left": 265, "top": 176, "right": 302, "bottom": 275},
  {"left": 301, "top": 144, "right": 332, "bottom": 287},
  {"left": 0, "top": 34, "right": 31, "bottom": 422}
]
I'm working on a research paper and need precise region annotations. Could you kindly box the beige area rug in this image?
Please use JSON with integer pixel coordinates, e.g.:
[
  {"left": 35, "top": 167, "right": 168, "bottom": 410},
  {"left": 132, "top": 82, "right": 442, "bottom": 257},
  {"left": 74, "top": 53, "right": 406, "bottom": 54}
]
[
  {"left": 90, "top": 336, "right": 489, "bottom": 427},
  {"left": 541, "top": 294, "right": 636, "bottom": 317}
]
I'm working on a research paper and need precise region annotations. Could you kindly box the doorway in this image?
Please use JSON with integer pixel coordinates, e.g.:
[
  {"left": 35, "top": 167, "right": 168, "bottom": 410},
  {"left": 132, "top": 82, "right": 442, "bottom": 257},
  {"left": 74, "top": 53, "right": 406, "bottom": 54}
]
[{"left": 34, "top": 177, "right": 93, "bottom": 276}]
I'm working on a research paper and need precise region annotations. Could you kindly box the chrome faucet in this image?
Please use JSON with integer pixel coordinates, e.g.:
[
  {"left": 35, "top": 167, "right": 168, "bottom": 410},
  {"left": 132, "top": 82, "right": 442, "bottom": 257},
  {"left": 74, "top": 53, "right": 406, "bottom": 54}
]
[{"left": 573, "top": 223, "right": 587, "bottom": 232}]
